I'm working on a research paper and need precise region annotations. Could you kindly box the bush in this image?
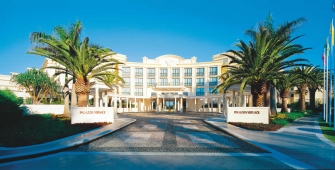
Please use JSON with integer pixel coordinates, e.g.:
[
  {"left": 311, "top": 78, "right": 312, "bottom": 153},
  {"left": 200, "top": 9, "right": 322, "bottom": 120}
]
[{"left": 0, "top": 89, "right": 24, "bottom": 129}]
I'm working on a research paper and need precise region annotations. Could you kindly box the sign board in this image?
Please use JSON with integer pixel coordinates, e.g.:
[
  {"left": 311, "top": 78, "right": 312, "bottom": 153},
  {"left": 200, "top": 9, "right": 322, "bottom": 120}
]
[
  {"left": 227, "top": 107, "right": 269, "bottom": 124},
  {"left": 71, "top": 107, "right": 114, "bottom": 124}
]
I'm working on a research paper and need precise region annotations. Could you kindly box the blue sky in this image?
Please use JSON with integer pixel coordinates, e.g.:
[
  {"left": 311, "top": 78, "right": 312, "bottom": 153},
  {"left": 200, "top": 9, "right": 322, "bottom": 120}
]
[{"left": 0, "top": 0, "right": 333, "bottom": 74}]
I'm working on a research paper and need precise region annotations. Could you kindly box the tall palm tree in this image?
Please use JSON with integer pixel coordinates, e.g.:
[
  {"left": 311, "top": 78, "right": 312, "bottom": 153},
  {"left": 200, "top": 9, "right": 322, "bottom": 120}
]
[
  {"left": 28, "top": 21, "right": 121, "bottom": 107},
  {"left": 30, "top": 22, "right": 83, "bottom": 114},
  {"left": 293, "top": 66, "right": 319, "bottom": 111},
  {"left": 215, "top": 19, "right": 310, "bottom": 108},
  {"left": 246, "top": 15, "right": 307, "bottom": 115}
]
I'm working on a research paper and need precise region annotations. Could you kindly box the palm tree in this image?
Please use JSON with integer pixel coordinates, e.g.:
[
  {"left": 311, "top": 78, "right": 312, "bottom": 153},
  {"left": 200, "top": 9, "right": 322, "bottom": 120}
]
[
  {"left": 276, "top": 71, "right": 300, "bottom": 112},
  {"left": 293, "top": 66, "right": 319, "bottom": 111},
  {"left": 215, "top": 18, "right": 310, "bottom": 109},
  {"left": 246, "top": 15, "right": 307, "bottom": 115},
  {"left": 30, "top": 22, "right": 82, "bottom": 114},
  {"left": 28, "top": 21, "right": 122, "bottom": 107},
  {"left": 96, "top": 71, "right": 125, "bottom": 90},
  {"left": 10, "top": 68, "right": 59, "bottom": 104},
  {"left": 307, "top": 67, "right": 323, "bottom": 110}
]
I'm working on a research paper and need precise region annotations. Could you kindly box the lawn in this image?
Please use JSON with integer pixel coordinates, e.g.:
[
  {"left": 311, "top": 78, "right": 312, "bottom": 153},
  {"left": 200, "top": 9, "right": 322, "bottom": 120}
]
[
  {"left": 0, "top": 114, "right": 109, "bottom": 147},
  {"left": 229, "top": 112, "right": 308, "bottom": 131},
  {"left": 318, "top": 118, "right": 335, "bottom": 143}
]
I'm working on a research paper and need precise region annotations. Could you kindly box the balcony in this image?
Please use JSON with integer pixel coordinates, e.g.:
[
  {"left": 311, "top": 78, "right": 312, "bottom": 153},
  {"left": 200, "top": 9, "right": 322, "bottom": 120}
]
[{"left": 153, "top": 82, "right": 185, "bottom": 91}]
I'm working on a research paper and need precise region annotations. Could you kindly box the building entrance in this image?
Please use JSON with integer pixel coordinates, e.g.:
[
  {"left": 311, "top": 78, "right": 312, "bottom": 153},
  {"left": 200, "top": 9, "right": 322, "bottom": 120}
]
[{"left": 165, "top": 100, "right": 174, "bottom": 112}]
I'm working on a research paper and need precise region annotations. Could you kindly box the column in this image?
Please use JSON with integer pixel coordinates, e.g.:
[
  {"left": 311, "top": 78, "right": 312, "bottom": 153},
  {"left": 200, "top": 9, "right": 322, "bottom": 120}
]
[
  {"left": 249, "top": 95, "right": 253, "bottom": 107},
  {"left": 180, "top": 98, "right": 183, "bottom": 113},
  {"left": 135, "top": 97, "right": 137, "bottom": 112},
  {"left": 218, "top": 97, "right": 221, "bottom": 113},
  {"left": 194, "top": 98, "right": 197, "bottom": 112},
  {"left": 113, "top": 88, "right": 117, "bottom": 118},
  {"left": 126, "top": 97, "right": 129, "bottom": 112},
  {"left": 241, "top": 94, "right": 246, "bottom": 107},
  {"left": 222, "top": 94, "right": 227, "bottom": 117},
  {"left": 163, "top": 97, "right": 165, "bottom": 112},
  {"left": 174, "top": 97, "right": 177, "bottom": 112},
  {"left": 186, "top": 99, "right": 188, "bottom": 111},
  {"left": 210, "top": 97, "right": 213, "bottom": 112},
  {"left": 95, "top": 86, "right": 99, "bottom": 107}
]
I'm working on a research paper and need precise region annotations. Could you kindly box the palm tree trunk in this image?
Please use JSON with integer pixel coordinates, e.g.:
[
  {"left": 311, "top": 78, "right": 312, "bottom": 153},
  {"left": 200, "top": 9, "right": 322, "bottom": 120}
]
[
  {"left": 309, "top": 88, "right": 317, "bottom": 110},
  {"left": 281, "top": 97, "right": 288, "bottom": 112},
  {"left": 251, "top": 81, "right": 267, "bottom": 107},
  {"left": 71, "top": 83, "right": 77, "bottom": 107},
  {"left": 280, "top": 89, "right": 289, "bottom": 112},
  {"left": 270, "top": 85, "right": 277, "bottom": 116},
  {"left": 299, "top": 84, "right": 307, "bottom": 111},
  {"left": 63, "top": 86, "right": 70, "bottom": 117},
  {"left": 75, "top": 79, "right": 90, "bottom": 107},
  {"left": 77, "top": 93, "right": 88, "bottom": 107}
]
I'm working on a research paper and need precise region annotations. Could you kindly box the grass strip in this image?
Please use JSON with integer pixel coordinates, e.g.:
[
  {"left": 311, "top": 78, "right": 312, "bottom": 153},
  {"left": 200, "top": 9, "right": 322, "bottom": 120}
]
[
  {"left": 0, "top": 114, "right": 108, "bottom": 147},
  {"left": 318, "top": 118, "right": 335, "bottom": 143}
]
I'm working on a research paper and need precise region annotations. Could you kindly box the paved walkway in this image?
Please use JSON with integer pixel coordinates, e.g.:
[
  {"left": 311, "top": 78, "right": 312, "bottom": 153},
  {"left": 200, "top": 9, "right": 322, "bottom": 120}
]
[
  {"left": 206, "top": 115, "right": 335, "bottom": 169},
  {"left": 0, "top": 118, "right": 136, "bottom": 163},
  {"left": 0, "top": 113, "right": 334, "bottom": 169}
]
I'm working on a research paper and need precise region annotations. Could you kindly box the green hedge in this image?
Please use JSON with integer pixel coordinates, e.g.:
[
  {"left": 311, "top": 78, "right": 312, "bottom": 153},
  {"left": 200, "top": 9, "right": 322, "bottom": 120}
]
[{"left": 0, "top": 89, "right": 24, "bottom": 129}]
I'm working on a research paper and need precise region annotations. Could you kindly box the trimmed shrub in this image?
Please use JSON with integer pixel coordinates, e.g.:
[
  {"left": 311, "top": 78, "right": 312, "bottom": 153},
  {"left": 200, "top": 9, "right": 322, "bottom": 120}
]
[{"left": 0, "top": 89, "right": 24, "bottom": 129}]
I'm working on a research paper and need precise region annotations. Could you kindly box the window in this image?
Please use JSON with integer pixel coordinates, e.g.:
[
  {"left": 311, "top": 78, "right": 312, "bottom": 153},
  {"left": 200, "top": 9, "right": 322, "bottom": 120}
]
[
  {"left": 184, "top": 68, "right": 192, "bottom": 76},
  {"left": 172, "top": 78, "right": 180, "bottom": 86},
  {"left": 209, "top": 77, "right": 218, "bottom": 86},
  {"left": 196, "top": 88, "right": 204, "bottom": 96},
  {"left": 184, "top": 78, "right": 192, "bottom": 86},
  {"left": 209, "top": 67, "right": 218, "bottom": 75},
  {"left": 147, "top": 68, "right": 155, "bottom": 76},
  {"left": 196, "top": 78, "right": 204, "bottom": 86},
  {"left": 160, "top": 68, "right": 168, "bottom": 77},
  {"left": 209, "top": 87, "right": 218, "bottom": 94},
  {"left": 172, "top": 68, "right": 180, "bottom": 77},
  {"left": 123, "top": 77, "right": 130, "bottom": 86},
  {"left": 160, "top": 78, "right": 168, "bottom": 86},
  {"left": 122, "top": 88, "right": 130, "bottom": 95},
  {"left": 135, "top": 88, "right": 143, "bottom": 96},
  {"left": 135, "top": 78, "right": 143, "bottom": 86},
  {"left": 122, "top": 67, "right": 130, "bottom": 76},
  {"left": 135, "top": 68, "right": 143, "bottom": 76},
  {"left": 147, "top": 78, "right": 156, "bottom": 86},
  {"left": 196, "top": 68, "right": 204, "bottom": 76},
  {"left": 183, "top": 92, "right": 188, "bottom": 96}
]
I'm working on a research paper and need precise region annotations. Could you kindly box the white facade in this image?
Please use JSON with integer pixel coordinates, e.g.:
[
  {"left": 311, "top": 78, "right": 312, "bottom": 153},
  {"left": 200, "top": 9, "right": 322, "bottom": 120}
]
[{"left": 0, "top": 53, "right": 324, "bottom": 113}]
